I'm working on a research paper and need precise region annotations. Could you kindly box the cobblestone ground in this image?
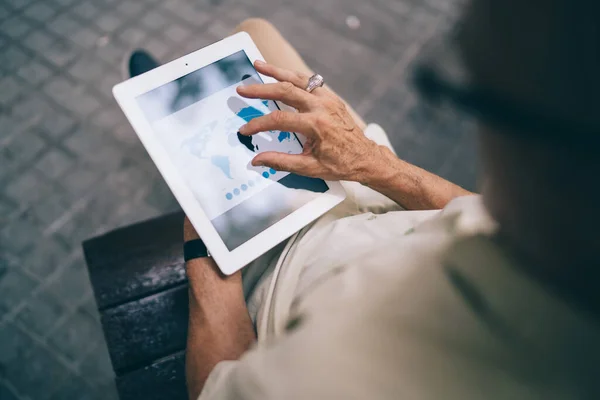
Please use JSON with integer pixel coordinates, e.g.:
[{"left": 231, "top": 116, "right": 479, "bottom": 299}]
[{"left": 0, "top": 0, "right": 474, "bottom": 398}]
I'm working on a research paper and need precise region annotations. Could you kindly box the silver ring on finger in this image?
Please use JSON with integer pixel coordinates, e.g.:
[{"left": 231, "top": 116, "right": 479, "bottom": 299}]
[{"left": 305, "top": 74, "right": 325, "bottom": 93}]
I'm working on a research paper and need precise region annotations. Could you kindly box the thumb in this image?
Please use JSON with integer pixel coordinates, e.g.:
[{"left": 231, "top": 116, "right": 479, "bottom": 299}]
[{"left": 252, "top": 152, "right": 317, "bottom": 175}]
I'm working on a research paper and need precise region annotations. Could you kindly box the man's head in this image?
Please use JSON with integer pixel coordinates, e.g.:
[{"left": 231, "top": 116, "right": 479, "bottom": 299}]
[{"left": 457, "top": 0, "right": 600, "bottom": 269}]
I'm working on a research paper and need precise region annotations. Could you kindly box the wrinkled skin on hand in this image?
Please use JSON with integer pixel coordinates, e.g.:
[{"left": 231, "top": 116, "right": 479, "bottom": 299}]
[{"left": 237, "top": 60, "right": 383, "bottom": 183}]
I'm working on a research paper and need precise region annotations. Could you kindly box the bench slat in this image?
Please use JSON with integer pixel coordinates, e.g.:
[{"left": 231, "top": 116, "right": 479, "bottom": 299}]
[
  {"left": 116, "top": 351, "right": 187, "bottom": 400},
  {"left": 101, "top": 284, "right": 189, "bottom": 373},
  {"left": 83, "top": 211, "right": 187, "bottom": 310}
]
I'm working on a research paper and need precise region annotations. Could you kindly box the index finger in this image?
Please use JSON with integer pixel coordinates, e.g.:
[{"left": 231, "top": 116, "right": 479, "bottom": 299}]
[
  {"left": 253, "top": 60, "right": 310, "bottom": 89},
  {"left": 239, "top": 110, "right": 315, "bottom": 137},
  {"left": 237, "top": 82, "right": 315, "bottom": 112}
]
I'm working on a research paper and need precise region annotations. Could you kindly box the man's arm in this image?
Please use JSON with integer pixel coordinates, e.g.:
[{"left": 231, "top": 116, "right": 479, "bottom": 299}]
[
  {"left": 237, "top": 61, "right": 474, "bottom": 210},
  {"left": 360, "top": 145, "right": 473, "bottom": 210},
  {"left": 184, "top": 219, "right": 256, "bottom": 400}
]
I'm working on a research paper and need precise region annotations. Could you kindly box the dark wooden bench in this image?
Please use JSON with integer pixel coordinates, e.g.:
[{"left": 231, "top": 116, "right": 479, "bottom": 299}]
[{"left": 82, "top": 211, "right": 189, "bottom": 400}]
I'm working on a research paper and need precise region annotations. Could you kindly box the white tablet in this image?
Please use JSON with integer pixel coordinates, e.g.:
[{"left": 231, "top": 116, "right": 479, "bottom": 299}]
[{"left": 113, "top": 32, "right": 346, "bottom": 275}]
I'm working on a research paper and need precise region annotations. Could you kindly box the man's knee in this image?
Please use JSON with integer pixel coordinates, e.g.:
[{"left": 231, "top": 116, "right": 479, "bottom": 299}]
[{"left": 234, "top": 18, "right": 278, "bottom": 40}]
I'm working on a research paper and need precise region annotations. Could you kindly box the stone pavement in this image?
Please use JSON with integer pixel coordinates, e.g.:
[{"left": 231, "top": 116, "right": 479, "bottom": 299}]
[{"left": 0, "top": 0, "right": 474, "bottom": 398}]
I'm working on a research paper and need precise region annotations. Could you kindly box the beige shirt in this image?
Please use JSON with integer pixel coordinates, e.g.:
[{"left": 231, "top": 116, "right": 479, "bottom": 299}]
[{"left": 200, "top": 125, "right": 600, "bottom": 399}]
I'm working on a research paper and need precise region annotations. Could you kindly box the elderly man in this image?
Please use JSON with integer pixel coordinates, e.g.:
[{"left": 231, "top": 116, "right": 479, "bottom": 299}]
[{"left": 127, "top": 0, "right": 600, "bottom": 398}]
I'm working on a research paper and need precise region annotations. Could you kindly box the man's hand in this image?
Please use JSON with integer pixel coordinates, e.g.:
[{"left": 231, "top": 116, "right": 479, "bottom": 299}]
[
  {"left": 237, "top": 60, "right": 384, "bottom": 183},
  {"left": 184, "top": 217, "right": 255, "bottom": 400},
  {"left": 237, "top": 61, "right": 473, "bottom": 210}
]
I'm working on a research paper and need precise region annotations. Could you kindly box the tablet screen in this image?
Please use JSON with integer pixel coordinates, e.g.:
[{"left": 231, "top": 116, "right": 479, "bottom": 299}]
[{"left": 136, "top": 51, "right": 330, "bottom": 250}]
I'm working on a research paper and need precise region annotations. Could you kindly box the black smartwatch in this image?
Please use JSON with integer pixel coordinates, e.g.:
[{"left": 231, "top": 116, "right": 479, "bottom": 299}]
[{"left": 183, "top": 239, "right": 209, "bottom": 262}]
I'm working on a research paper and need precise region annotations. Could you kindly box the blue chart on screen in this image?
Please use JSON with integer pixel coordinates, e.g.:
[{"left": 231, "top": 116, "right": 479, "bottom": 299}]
[
  {"left": 236, "top": 105, "right": 292, "bottom": 147},
  {"left": 183, "top": 104, "right": 293, "bottom": 183}
]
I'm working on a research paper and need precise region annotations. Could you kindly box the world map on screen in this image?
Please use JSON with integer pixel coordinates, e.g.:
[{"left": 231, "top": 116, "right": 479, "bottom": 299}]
[{"left": 181, "top": 101, "right": 293, "bottom": 180}]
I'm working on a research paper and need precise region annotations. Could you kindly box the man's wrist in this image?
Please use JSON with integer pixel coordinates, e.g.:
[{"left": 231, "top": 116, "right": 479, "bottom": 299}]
[
  {"left": 358, "top": 145, "right": 402, "bottom": 187},
  {"left": 184, "top": 239, "right": 209, "bottom": 262}
]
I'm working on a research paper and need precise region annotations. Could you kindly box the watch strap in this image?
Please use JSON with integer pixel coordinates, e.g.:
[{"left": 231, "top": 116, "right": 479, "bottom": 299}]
[{"left": 184, "top": 239, "right": 209, "bottom": 262}]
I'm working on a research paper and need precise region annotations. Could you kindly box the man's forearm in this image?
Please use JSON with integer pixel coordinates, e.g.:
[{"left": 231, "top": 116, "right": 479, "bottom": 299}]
[
  {"left": 360, "top": 145, "right": 474, "bottom": 210},
  {"left": 185, "top": 258, "right": 256, "bottom": 400}
]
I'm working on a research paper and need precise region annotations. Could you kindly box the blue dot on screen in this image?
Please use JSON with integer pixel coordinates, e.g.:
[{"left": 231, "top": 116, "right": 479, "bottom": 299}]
[
  {"left": 262, "top": 171, "right": 270, "bottom": 179},
  {"left": 226, "top": 193, "right": 233, "bottom": 200},
  {"left": 241, "top": 184, "right": 248, "bottom": 191},
  {"left": 234, "top": 188, "right": 240, "bottom": 195},
  {"left": 269, "top": 168, "right": 276, "bottom": 175},
  {"left": 248, "top": 180, "right": 255, "bottom": 187}
]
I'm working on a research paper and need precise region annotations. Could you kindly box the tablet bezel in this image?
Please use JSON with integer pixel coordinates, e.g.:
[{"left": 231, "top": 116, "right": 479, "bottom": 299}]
[{"left": 113, "top": 32, "right": 346, "bottom": 275}]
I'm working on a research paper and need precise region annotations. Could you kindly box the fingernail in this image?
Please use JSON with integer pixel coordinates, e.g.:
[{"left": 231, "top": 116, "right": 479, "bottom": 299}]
[
  {"left": 239, "top": 124, "right": 248, "bottom": 134},
  {"left": 252, "top": 159, "right": 263, "bottom": 166},
  {"left": 236, "top": 86, "right": 246, "bottom": 93},
  {"left": 255, "top": 60, "right": 265, "bottom": 66}
]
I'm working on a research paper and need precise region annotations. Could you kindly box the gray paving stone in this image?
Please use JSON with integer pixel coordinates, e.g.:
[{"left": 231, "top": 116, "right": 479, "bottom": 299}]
[
  {"left": 0, "top": 4, "right": 13, "bottom": 22},
  {"left": 0, "top": 130, "right": 46, "bottom": 178},
  {"left": 0, "top": 383, "right": 20, "bottom": 400},
  {"left": 35, "top": 148, "right": 75, "bottom": 179},
  {"left": 37, "top": 109, "right": 77, "bottom": 139},
  {"left": 64, "top": 90, "right": 103, "bottom": 118},
  {"left": 10, "top": 92, "right": 55, "bottom": 121},
  {"left": 111, "top": 122, "right": 139, "bottom": 146},
  {"left": 104, "top": 164, "right": 150, "bottom": 199},
  {"left": 95, "top": 39, "right": 128, "bottom": 67},
  {"left": 5, "top": 342, "right": 71, "bottom": 400},
  {"left": 164, "top": 24, "right": 193, "bottom": 44},
  {"left": 0, "top": 321, "right": 36, "bottom": 366},
  {"left": 53, "top": 0, "right": 79, "bottom": 6},
  {"left": 5, "top": 0, "right": 36, "bottom": 11},
  {"left": 29, "top": 193, "right": 71, "bottom": 228},
  {"left": 143, "top": 177, "right": 179, "bottom": 212},
  {"left": 68, "top": 55, "right": 107, "bottom": 81},
  {"left": 162, "top": 0, "right": 211, "bottom": 26},
  {"left": 4, "top": 167, "right": 54, "bottom": 205},
  {"left": 23, "top": 1, "right": 58, "bottom": 22},
  {"left": 21, "top": 234, "right": 69, "bottom": 279},
  {"left": 0, "top": 15, "right": 33, "bottom": 39},
  {"left": 140, "top": 35, "right": 171, "bottom": 60},
  {"left": 70, "top": 0, "right": 101, "bottom": 21},
  {"left": 64, "top": 128, "right": 123, "bottom": 169},
  {"left": 16, "top": 59, "right": 53, "bottom": 85},
  {"left": 39, "top": 38, "right": 79, "bottom": 67},
  {"left": 0, "top": 45, "right": 31, "bottom": 72},
  {"left": 0, "top": 206, "right": 44, "bottom": 253},
  {"left": 0, "top": 114, "right": 20, "bottom": 141},
  {"left": 21, "top": 28, "right": 58, "bottom": 53},
  {"left": 47, "top": 308, "right": 102, "bottom": 364},
  {"left": 0, "top": 196, "right": 17, "bottom": 219},
  {"left": 94, "top": 12, "right": 125, "bottom": 33},
  {"left": 89, "top": 105, "right": 123, "bottom": 131},
  {"left": 48, "top": 375, "right": 99, "bottom": 400},
  {"left": 0, "top": 75, "right": 25, "bottom": 105},
  {"left": 119, "top": 26, "right": 147, "bottom": 47},
  {"left": 46, "top": 253, "right": 93, "bottom": 305},
  {"left": 70, "top": 26, "right": 103, "bottom": 48},
  {"left": 140, "top": 9, "right": 170, "bottom": 31},
  {"left": 15, "top": 290, "right": 67, "bottom": 338},
  {"left": 115, "top": 1, "right": 146, "bottom": 18},
  {"left": 61, "top": 164, "right": 102, "bottom": 199},
  {"left": 47, "top": 14, "right": 84, "bottom": 38},
  {"left": 0, "top": 267, "right": 38, "bottom": 316}
]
